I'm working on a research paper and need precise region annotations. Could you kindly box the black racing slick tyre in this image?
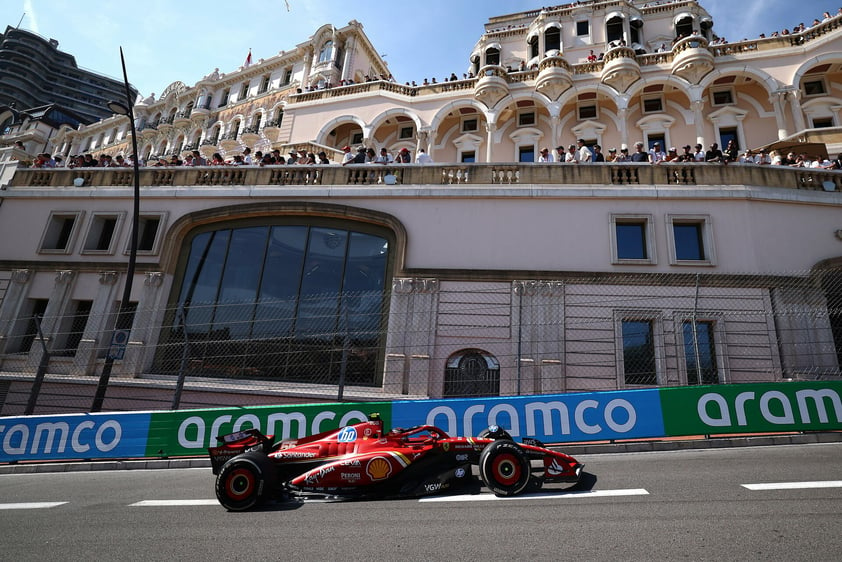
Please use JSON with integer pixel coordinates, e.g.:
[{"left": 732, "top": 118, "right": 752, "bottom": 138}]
[
  {"left": 215, "top": 451, "right": 277, "bottom": 511},
  {"left": 478, "top": 440, "right": 531, "bottom": 497}
]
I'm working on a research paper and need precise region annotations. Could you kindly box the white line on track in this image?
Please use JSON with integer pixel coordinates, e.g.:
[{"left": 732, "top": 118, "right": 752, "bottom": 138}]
[
  {"left": 741, "top": 481, "right": 842, "bottom": 491},
  {"left": 418, "top": 488, "right": 649, "bottom": 502},
  {"left": 0, "top": 502, "right": 67, "bottom": 510},
  {"left": 130, "top": 499, "right": 220, "bottom": 507}
]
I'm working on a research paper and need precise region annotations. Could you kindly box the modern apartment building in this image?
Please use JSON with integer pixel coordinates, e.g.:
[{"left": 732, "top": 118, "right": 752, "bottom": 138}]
[{"left": 0, "top": 25, "right": 137, "bottom": 130}]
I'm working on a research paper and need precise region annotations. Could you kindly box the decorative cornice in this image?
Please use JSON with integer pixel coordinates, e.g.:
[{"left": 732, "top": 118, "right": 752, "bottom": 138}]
[
  {"left": 99, "top": 271, "right": 119, "bottom": 285},
  {"left": 392, "top": 278, "right": 439, "bottom": 294}
]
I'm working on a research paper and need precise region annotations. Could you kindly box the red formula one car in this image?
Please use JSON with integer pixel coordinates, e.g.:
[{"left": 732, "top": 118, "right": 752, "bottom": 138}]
[{"left": 209, "top": 413, "right": 584, "bottom": 511}]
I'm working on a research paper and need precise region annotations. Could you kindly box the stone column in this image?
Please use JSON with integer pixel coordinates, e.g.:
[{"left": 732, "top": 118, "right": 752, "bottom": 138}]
[
  {"left": 120, "top": 271, "right": 166, "bottom": 377},
  {"left": 511, "top": 280, "right": 565, "bottom": 395},
  {"left": 770, "top": 91, "right": 790, "bottom": 139},
  {"left": 787, "top": 88, "right": 806, "bottom": 134},
  {"left": 71, "top": 271, "right": 121, "bottom": 376},
  {"left": 615, "top": 95, "right": 630, "bottom": 149},
  {"left": 0, "top": 269, "right": 31, "bottom": 355},
  {"left": 382, "top": 277, "right": 439, "bottom": 396},
  {"left": 28, "top": 270, "right": 75, "bottom": 368},
  {"left": 484, "top": 122, "right": 497, "bottom": 163}
]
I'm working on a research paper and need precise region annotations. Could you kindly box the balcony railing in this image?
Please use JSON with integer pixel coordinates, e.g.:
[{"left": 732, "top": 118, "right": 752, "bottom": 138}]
[{"left": 8, "top": 163, "right": 842, "bottom": 192}]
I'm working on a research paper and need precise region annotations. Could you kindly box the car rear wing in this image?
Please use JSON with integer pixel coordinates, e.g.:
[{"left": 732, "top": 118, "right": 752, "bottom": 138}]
[{"left": 208, "top": 428, "right": 274, "bottom": 475}]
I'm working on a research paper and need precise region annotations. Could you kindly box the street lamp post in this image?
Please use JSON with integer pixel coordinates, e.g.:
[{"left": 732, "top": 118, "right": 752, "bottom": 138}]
[{"left": 91, "top": 47, "right": 140, "bottom": 412}]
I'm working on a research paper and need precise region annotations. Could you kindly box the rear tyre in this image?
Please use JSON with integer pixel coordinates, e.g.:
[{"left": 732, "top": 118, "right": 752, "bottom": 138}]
[
  {"left": 478, "top": 440, "right": 531, "bottom": 497},
  {"left": 215, "top": 451, "right": 276, "bottom": 511}
]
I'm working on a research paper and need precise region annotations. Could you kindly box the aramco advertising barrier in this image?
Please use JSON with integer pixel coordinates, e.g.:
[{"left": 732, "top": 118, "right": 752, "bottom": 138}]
[{"left": 1, "top": 381, "right": 840, "bottom": 463}]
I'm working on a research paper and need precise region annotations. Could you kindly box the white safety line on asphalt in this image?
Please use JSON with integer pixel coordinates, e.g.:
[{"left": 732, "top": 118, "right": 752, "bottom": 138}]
[
  {"left": 0, "top": 502, "right": 67, "bottom": 510},
  {"left": 130, "top": 499, "right": 220, "bottom": 507},
  {"left": 418, "top": 488, "right": 649, "bottom": 502},
  {"left": 741, "top": 480, "right": 842, "bottom": 491}
]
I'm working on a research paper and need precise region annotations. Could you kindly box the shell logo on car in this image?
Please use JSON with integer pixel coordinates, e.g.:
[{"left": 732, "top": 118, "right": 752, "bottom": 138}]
[{"left": 366, "top": 456, "right": 391, "bottom": 480}]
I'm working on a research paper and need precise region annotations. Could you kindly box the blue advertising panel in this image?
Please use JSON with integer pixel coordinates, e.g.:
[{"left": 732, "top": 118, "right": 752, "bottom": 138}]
[
  {"left": 0, "top": 412, "right": 151, "bottom": 463},
  {"left": 392, "top": 388, "right": 665, "bottom": 443}
]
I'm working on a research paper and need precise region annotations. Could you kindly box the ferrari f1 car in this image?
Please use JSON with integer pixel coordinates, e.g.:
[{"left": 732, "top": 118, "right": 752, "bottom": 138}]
[{"left": 209, "top": 413, "right": 584, "bottom": 511}]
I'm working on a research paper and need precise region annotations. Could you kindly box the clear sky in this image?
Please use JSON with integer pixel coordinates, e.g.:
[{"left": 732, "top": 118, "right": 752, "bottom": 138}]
[{"left": 7, "top": 0, "right": 840, "bottom": 97}]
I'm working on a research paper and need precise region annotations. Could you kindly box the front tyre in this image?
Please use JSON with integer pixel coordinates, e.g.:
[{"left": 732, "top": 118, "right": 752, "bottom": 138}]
[
  {"left": 478, "top": 440, "right": 531, "bottom": 497},
  {"left": 215, "top": 451, "right": 276, "bottom": 511}
]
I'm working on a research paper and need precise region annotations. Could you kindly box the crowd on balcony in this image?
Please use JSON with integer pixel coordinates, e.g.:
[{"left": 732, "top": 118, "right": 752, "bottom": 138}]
[{"left": 538, "top": 139, "right": 841, "bottom": 170}]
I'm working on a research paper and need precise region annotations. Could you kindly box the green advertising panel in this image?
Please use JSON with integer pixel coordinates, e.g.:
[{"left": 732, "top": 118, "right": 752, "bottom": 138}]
[
  {"left": 146, "top": 401, "right": 391, "bottom": 457},
  {"left": 660, "top": 381, "right": 842, "bottom": 436}
]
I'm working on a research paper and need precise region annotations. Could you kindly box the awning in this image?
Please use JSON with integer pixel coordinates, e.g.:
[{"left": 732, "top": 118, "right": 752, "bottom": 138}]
[{"left": 754, "top": 140, "right": 828, "bottom": 160}]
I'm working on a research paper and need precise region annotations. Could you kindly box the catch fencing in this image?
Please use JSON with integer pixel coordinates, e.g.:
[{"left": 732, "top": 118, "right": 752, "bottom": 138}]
[{"left": 0, "top": 267, "right": 840, "bottom": 414}]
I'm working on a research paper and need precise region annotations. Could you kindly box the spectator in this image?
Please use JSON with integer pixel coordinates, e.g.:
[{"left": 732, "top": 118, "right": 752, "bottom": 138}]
[
  {"left": 577, "top": 139, "right": 592, "bottom": 163},
  {"left": 705, "top": 143, "right": 723, "bottom": 163},
  {"left": 396, "top": 148, "right": 411, "bottom": 163},
  {"left": 592, "top": 144, "right": 605, "bottom": 163},
  {"left": 606, "top": 147, "right": 618, "bottom": 162},
  {"left": 537, "top": 147, "right": 553, "bottom": 162},
  {"left": 375, "top": 148, "right": 393, "bottom": 164},
  {"left": 555, "top": 146, "right": 565, "bottom": 162},
  {"left": 340, "top": 145, "right": 354, "bottom": 166},
  {"left": 679, "top": 145, "right": 694, "bottom": 162},
  {"left": 820, "top": 153, "right": 841, "bottom": 169},
  {"left": 723, "top": 139, "right": 739, "bottom": 163},
  {"left": 192, "top": 150, "right": 207, "bottom": 166},
  {"left": 211, "top": 153, "right": 225, "bottom": 165},
  {"left": 630, "top": 142, "right": 651, "bottom": 163},
  {"left": 649, "top": 142, "right": 666, "bottom": 163},
  {"left": 416, "top": 149, "right": 433, "bottom": 164},
  {"left": 663, "top": 147, "right": 681, "bottom": 162},
  {"left": 616, "top": 147, "right": 631, "bottom": 162},
  {"left": 564, "top": 144, "right": 578, "bottom": 163},
  {"left": 769, "top": 150, "right": 783, "bottom": 165},
  {"left": 317, "top": 151, "right": 330, "bottom": 164},
  {"left": 693, "top": 143, "right": 706, "bottom": 162}
]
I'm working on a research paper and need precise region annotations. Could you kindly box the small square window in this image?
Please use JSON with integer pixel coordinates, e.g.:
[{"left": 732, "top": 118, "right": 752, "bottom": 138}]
[
  {"left": 126, "top": 213, "right": 167, "bottom": 255},
  {"left": 82, "top": 212, "right": 125, "bottom": 254},
  {"left": 576, "top": 20, "right": 589, "bottom": 36},
  {"left": 518, "top": 112, "right": 535, "bottom": 127},
  {"left": 399, "top": 126, "right": 414, "bottom": 139},
  {"left": 667, "top": 214, "right": 715, "bottom": 266},
  {"left": 611, "top": 214, "right": 656, "bottom": 264},
  {"left": 803, "top": 80, "right": 826, "bottom": 96},
  {"left": 461, "top": 151, "right": 476, "bottom": 163},
  {"left": 712, "top": 90, "right": 733, "bottom": 105},
  {"left": 578, "top": 104, "right": 597, "bottom": 120},
  {"left": 643, "top": 97, "right": 663, "bottom": 113},
  {"left": 40, "top": 211, "right": 83, "bottom": 253},
  {"left": 813, "top": 117, "right": 833, "bottom": 128},
  {"left": 351, "top": 132, "right": 364, "bottom": 145},
  {"left": 462, "top": 118, "right": 479, "bottom": 133},
  {"left": 239, "top": 83, "right": 249, "bottom": 100},
  {"left": 518, "top": 146, "right": 534, "bottom": 162}
]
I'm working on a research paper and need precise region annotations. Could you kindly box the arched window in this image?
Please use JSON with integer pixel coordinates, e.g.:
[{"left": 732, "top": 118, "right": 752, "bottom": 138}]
[
  {"left": 318, "top": 40, "right": 333, "bottom": 63},
  {"left": 606, "top": 16, "right": 624, "bottom": 44},
  {"left": 155, "top": 222, "right": 393, "bottom": 385},
  {"left": 544, "top": 26, "right": 561, "bottom": 52},
  {"left": 675, "top": 16, "right": 693, "bottom": 38},
  {"left": 528, "top": 35, "right": 539, "bottom": 59},
  {"left": 444, "top": 350, "right": 500, "bottom": 397},
  {"left": 485, "top": 47, "right": 500, "bottom": 66}
]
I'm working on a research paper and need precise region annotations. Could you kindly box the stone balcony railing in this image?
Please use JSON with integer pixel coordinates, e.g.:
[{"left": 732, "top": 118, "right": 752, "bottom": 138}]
[{"left": 7, "top": 163, "right": 841, "bottom": 192}]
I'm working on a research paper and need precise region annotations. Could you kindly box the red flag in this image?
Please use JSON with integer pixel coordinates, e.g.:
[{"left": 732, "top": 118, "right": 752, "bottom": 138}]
[{"left": 244, "top": 49, "right": 252, "bottom": 67}]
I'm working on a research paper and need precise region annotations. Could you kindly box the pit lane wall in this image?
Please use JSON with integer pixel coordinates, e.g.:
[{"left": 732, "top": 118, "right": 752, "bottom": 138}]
[{"left": 1, "top": 381, "right": 841, "bottom": 463}]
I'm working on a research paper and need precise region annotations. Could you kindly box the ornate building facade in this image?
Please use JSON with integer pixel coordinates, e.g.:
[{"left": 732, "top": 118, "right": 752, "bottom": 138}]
[{"left": 0, "top": 1, "right": 840, "bottom": 413}]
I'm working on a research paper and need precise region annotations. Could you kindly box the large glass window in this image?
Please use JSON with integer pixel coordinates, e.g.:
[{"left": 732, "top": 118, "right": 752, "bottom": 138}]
[{"left": 156, "top": 222, "right": 391, "bottom": 386}]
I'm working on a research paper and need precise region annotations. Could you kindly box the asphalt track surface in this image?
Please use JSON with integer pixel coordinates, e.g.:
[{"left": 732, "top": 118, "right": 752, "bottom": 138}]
[{"left": 1, "top": 441, "right": 841, "bottom": 561}]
